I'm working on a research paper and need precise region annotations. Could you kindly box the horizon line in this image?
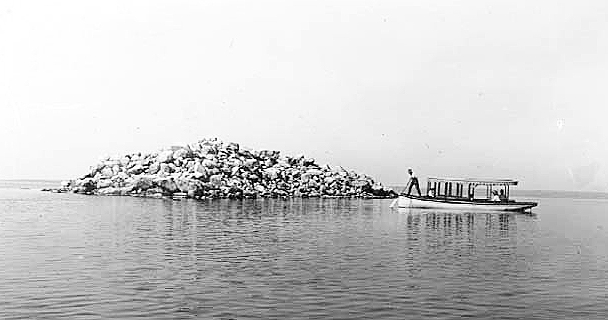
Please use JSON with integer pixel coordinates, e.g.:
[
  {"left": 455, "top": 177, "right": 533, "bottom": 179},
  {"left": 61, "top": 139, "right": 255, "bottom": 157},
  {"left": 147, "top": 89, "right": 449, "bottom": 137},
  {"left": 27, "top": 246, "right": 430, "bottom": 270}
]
[{"left": 1, "top": 179, "right": 606, "bottom": 195}]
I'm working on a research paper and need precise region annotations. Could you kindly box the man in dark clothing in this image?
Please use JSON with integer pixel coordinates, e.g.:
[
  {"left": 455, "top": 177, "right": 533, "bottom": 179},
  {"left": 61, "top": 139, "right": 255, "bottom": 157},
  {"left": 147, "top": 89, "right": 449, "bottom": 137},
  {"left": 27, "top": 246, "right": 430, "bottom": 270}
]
[
  {"left": 406, "top": 168, "right": 421, "bottom": 196},
  {"left": 499, "top": 189, "right": 507, "bottom": 201}
]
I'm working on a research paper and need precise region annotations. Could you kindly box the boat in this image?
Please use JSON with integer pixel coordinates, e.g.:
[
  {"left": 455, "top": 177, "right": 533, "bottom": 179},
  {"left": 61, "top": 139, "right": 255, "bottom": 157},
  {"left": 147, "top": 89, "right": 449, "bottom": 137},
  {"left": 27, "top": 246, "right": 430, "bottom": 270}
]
[{"left": 391, "top": 177, "right": 538, "bottom": 212}]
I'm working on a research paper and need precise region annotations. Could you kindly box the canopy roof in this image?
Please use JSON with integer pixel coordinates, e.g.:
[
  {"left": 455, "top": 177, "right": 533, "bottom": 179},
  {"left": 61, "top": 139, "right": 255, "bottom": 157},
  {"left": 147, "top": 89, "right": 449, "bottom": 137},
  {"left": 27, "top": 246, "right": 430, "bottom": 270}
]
[{"left": 427, "top": 177, "right": 518, "bottom": 186}]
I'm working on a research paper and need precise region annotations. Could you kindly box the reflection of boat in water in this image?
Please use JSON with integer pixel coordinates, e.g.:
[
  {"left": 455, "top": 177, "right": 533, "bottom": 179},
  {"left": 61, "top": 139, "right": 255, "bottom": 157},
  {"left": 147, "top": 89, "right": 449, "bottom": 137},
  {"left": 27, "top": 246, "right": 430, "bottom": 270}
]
[{"left": 391, "top": 177, "right": 538, "bottom": 212}]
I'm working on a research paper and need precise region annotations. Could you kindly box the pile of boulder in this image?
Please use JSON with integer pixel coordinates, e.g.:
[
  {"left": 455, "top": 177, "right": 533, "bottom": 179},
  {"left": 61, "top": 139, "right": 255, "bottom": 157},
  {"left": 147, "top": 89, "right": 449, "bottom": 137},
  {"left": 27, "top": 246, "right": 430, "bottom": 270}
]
[{"left": 52, "top": 138, "right": 397, "bottom": 199}]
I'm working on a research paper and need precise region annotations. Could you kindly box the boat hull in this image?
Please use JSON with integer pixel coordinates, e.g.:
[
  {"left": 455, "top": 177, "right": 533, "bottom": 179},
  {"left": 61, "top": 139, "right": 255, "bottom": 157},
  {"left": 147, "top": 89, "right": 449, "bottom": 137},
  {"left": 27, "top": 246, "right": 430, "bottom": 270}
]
[{"left": 393, "top": 195, "right": 537, "bottom": 212}]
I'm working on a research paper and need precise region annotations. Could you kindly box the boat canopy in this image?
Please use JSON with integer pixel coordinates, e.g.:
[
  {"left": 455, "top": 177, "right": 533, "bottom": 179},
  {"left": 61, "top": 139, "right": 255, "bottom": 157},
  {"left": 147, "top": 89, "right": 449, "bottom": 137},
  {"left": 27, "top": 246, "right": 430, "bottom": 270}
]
[
  {"left": 424, "top": 177, "right": 518, "bottom": 200},
  {"left": 427, "top": 177, "right": 518, "bottom": 186}
]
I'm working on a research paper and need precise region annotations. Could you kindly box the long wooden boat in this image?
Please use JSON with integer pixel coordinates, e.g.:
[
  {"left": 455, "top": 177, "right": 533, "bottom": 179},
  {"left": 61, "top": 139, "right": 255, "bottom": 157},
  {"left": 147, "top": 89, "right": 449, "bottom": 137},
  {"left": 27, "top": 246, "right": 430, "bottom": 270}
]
[{"left": 391, "top": 177, "right": 538, "bottom": 212}]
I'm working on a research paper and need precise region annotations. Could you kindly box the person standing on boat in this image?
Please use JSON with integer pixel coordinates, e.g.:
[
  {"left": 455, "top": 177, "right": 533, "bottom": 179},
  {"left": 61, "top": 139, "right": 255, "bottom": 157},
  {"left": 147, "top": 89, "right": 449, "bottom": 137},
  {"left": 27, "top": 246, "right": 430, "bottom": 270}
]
[{"left": 406, "top": 168, "right": 422, "bottom": 196}]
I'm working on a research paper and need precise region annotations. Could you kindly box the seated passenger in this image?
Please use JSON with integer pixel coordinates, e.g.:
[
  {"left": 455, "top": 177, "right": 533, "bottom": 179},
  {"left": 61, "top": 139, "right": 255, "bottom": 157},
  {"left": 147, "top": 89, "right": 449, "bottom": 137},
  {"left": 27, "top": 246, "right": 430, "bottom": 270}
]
[
  {"left": 491, "top": 190, "right": 500, "bottom": 202},
  {"left": 499, "top": 190, "right": 507, "bottom": 201}
]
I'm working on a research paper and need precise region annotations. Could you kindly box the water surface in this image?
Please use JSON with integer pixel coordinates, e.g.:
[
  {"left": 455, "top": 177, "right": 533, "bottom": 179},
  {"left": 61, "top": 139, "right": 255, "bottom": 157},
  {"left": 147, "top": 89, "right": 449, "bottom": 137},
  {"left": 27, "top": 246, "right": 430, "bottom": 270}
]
[{"left": 1, "top": 185, "right": 607, "bottom": 319}]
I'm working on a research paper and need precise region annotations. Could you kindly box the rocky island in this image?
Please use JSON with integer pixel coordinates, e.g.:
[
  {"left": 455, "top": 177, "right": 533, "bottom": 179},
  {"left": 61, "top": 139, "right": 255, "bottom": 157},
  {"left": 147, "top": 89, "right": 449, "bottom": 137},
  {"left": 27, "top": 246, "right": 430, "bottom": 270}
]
[{"left": 51, "top": 138, "right": 397, "bottom": 199}]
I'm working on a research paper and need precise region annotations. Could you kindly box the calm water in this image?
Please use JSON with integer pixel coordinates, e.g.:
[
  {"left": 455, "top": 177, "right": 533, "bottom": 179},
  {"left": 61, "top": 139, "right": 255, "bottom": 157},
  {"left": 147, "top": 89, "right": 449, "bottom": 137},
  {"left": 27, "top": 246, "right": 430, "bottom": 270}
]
[{"left": 1, "top": 183, "right": 608, "bottom": 319}]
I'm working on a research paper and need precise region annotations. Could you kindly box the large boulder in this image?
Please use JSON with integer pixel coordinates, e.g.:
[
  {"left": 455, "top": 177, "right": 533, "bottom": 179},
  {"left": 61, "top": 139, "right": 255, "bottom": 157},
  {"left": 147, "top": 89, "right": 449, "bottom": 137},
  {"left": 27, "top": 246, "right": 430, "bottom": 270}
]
[
  {"left": 156, "top": 178, "right": 178, "bottom": 193},
  {"left": 263, "top": 168, "right": 280, "bottom": 180},
  {"left": 175, "top": 178, "right": 192, "bottom": 192},
  {"left": 258, "top": 150, "right": 279, "bottom": 159},
  {"left": 159, "top": 163, "right": 173, "bottom": 174},
  {"left": 127, "top": 164, "right": 145, "bottom": 175},
  {"left": 192, "top": 161, "right": 207, "bottom": 176},
  {"left": 254, "top": 184, "right": 266, "bottom": 194},
  {"left": 120, "top": 156, "right": 131, "bottom": 166},
  {"left": 157, "top": 150, "right": 173, "bottom": 163},
  {"left": 173, "top": 148, "right": 191, "bottom": 159},
  {"left": 133, "top": 176, "right": 155, "bottom": 191},
  {"left": 210, "top": 174, "right": 223, "bottom": 187},
  {"left": 100, "top": 167, "right": 114, "bottom": 178},
  {"left": 73, "top": 178, "right": 96, "bottom": 193},
  {"left": 306, "top": 168, "right": 323, "bottom": 176},
  {"left": 103, "top": 159, "right": 121, "bottom": 167},
  {"left": 188, "top": 142, "right": 201, "bottom": 152},
  {"left": 244, "top": 159, "right": 257, "bottom": 168},
  {"left": 302, "top": 157, "right": 315, "bottom": 166},
  {"left": 97, "top": 187, "right": 121, "bottom": 196},
  {"left": 226, "top": 142, "right": 239, "bottom": 152},
  {"left": 97, "top": 179, "right": 113, "bottom": 189},
  {"left": 200, "top": 143, "right": 217, "bottom": 155},
  {"left": 352, "top": 179, "right": 371, "bottom": 187},
  {"left": 148, "top": 162, "right": 160, "bottom": 174},
  {"left": 369, "top": 184, "right": 397, "bottom": 197},
  {"left": 202, "top": 159, "right": 218, "bottom": 168}
]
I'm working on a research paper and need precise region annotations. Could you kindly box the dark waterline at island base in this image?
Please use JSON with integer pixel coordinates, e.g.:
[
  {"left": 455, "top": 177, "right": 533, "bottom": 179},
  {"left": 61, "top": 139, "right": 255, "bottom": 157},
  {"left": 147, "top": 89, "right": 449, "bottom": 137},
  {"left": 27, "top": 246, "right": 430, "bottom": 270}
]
[{"left": 1, "top": 184, "right": 608, "bottom": 319}]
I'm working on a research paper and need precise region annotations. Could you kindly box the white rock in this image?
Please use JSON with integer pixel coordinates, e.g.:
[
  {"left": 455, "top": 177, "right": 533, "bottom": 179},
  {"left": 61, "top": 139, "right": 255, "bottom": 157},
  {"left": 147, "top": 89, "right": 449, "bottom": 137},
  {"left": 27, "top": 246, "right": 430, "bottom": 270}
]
[
  {"left": 200, "top": 145, "right": 216, "bottom": 154},
  {"left": 226, "top": 142, "right": 239, "bottom": 152},
  {"left": 100, "top": 167, "right": 114, "bottom": 178},
  {"left": 254, "top": 184, "right": 266, "bottom": 193},
  {"left": 97, "top": 179, "right": 113, "bottom": 188},
  {"left": 149, "top": 162, "right": 160, "bottom": 174},
  {"left": 277, "top": 159, "right": 290, "bottom": 167},
  {"left": 231, "top": 166, "right": 241, "bottom": 176},
  {"left": 112, "top": 172, "right": 129, "bottom": 181},
  {"left": 244, "top": 159, "right": 257, "bottom": 168},
  {"left": 159, "top": 163, "right": 172, "bottom": 174},
  {"left": 210, "top": 174, "right": 223, "bottom": 186},
  {"left": 155, "top": 178, "right": 178, "bottom": 193},
  {"left": 264, "top": 168, "right": 280, "bottom": 179},
  {"left": 127, "top": 164, "right": 144, "bottom": 175},
  {"left": 352, "top": 179, "right": 370, "bottom": 187},
  {"left": 173, "top": 148, "right": 190, "bottom": 159},
  {"left": 306, "top": 168, "right": 323, "bottom": 176},
  {"left": 193, "top": 161, "right": 204, "bottom": 173},
  {"left": 120, "top": 156, "right": 131, "bottom": 166},
  {"left": 188, "top": 142, "right": 201, "bottom": 152},
  {"left": 157, "top": 150, "right": 174, "bottom": 163},
  {"left": 103, "top": 160, "right": 120, "bottom": 167},
  {"left": 202, "top": 159, "right": 217, "bottom": 168},
  {"left": 97, "top": 187, "right": 120, "bottom": 195}
]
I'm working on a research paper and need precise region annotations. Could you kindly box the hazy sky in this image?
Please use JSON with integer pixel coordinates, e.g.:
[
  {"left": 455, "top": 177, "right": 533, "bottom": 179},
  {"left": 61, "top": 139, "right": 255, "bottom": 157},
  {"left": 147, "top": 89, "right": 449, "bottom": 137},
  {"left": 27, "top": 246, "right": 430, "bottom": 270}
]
[{"left": 1, "top": 1, "right": 607, "bottom": 191}]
